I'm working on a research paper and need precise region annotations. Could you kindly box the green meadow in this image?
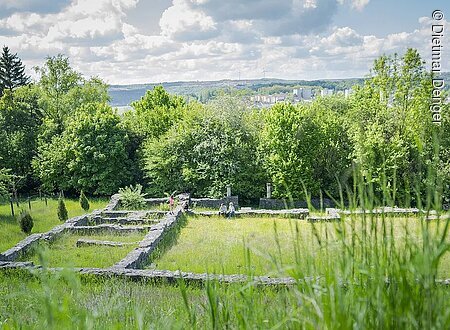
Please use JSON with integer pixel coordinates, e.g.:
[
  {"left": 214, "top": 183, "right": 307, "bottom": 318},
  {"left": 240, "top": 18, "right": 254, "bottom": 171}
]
[{"left": 0, "top": 198, "right": 108, "bottom": 253}]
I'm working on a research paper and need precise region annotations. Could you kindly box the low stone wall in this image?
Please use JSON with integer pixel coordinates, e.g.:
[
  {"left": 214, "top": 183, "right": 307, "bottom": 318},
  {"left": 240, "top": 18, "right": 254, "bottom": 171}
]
[
  {"left": 0, "top": 234, "right": 44, "bottom": 262},
  {"left": 338, "top": 207, "right": 421, "bottom": 215},
  {"left": 259, "top": 197, "right": 335, "bottom": 210},
  {"left": 89, "top": 216, "right": 160, "bottom": 226},
  {"left": 191, "top": 196, "right": 238, "bottom": 209},
  {"left": 144, "top": 198, "right": 169, "bottom": 208},
  {"left": 113, "top": 207, "right": 184, "bottom": 269},
  {"left": 76, "top": 239, "right": 137, "bottom": 247},
  {"left": 69, "top": 224, "right": 153, "bottom": 235},
  {"left": 88, "top": 210, "right": 165, "bottom": 226},
  {"left": 307, "top": 215, "right": 341, "bottom": 222},
  {"left": 0, "top": 214, "right": 88, "bottom": 262},
  {"left": 104, "top": 194, "right": 121, "bottom": 211},
  {"left": 192, "top": 208, "right": 309, "bottom": 219},
  {"left": 1, "top": 262, "right": 449, "bottom": 287}
]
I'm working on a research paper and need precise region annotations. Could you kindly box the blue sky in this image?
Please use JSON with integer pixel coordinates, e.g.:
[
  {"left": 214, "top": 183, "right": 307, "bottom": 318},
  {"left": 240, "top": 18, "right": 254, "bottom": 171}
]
[{"left": 0, "top": 0, "right": 448, "bottom": 84}]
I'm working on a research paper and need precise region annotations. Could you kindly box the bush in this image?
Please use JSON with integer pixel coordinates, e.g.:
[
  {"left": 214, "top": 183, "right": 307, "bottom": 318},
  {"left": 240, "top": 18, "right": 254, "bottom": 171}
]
[
  {"left": 79, "top": 190, "right": 90, "bottom": 211},
  {"left": 118, "top": 184, "right": 147, "bottom": 210},
  {"left": 144, "top": 98, "right": 266, "bottom": 200},
  {"left": 18, "top": 210, "right": 33, "bottom": 234},
  {"left": 33, "top": 103, "right": 136, "bottom": 195},
  {"left": 57, "top": 197, "right": 68, "bottom": 221}
]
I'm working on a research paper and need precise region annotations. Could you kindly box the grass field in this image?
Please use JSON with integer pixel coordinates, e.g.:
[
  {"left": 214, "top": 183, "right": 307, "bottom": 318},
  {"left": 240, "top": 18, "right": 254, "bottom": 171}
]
[
  {"left": 0, "top": 212, "right": 449, "bottom": 328},
  {"left": 0, "top": 264, "right": 449, "bottom": 329},
  {"left": 1, "top": 199, "right": 449, "bottom": 328},
  {"left": 22, "top": 233, "right": 144, "bottom": 268},
  {"left": 152, "top": 215, "right": 450, "bottom": 278},
  {"left": 0, "top": 269, "right": 302, "bottom": 328},
  {"left": 0, "top": 198, "right": 108, "bottom": 253}
]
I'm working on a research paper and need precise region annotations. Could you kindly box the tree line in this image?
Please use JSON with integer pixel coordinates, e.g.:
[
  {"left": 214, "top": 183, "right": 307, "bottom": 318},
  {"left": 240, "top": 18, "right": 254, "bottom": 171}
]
[{"left": 0, "top": 47, "right": 448, "bottom": 207}]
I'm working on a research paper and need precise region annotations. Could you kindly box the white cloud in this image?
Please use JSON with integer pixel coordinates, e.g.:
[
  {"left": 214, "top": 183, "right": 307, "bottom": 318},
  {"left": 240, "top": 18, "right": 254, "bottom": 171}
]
[
  {"left": 0, "top": 0, "right": 446, "bottom": 84},
  {"left": 160, "top": 0, "right": 218, "bottom": 41},
  {"left": 337, "top": 0, "right": 370, "bottom": 11},
  {"left": 351, "top": 0, "right": 369, "bottom": 11}
]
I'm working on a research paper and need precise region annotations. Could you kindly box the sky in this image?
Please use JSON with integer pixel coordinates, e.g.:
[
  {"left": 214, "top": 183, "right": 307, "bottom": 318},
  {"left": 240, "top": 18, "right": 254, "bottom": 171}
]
[{"left": 0, "top": 0, "right": 449, "bottom": 85}]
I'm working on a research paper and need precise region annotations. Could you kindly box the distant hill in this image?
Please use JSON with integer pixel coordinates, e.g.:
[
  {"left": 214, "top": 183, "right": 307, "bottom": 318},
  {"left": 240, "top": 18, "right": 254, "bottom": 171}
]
[
  {"left": 108, "top": 77, "right": 364, "bottom": 107},
  {"left": 108, "top": 73, "right": 450, "bottom": 107}
]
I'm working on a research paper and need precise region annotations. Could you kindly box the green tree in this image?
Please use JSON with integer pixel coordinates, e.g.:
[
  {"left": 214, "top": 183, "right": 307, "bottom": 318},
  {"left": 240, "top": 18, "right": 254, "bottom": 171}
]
[
  {"left": 0, "top": 86, "right": 43, "bottom": 189},
  {"left": 57, "top": 197, "right": 68, "bottom": 222},
  {"left": 122, "top": 86, "right": 187, "bottom": 186},
  {"left": 35, "top": 56, "right": 110, "bottom": 142},
  {"left": 144, "top": 97, "right": 266, "bottom": 201},
  {"left": 0, "top": 166, "right": 11, "bottom": 200},
  {"left": 66, "top": 77, "right": 110, "bottom": 113},
  {"left": 34, "top": 103, "right": 135, "bottom": 195},
  {"left": 18, "top": 210, "right": 33, "bottom": 234},
  {"left": 347, "top": 48, "right": 438, "bottom": 206},
  {"left": 35, "top": 54, "right": 81, "bottom": 134},
  {"left": 123, "top": 85, "right": 186, "bottom": 141},
  {"left": 79, "top": 190, "right": 90, "bottom": 211},
  {"left": 0, "top": 46, "right": 29, "bottom": 96},
  {"left": 260, "top": 100, "right": 351, "bottom": 200}
]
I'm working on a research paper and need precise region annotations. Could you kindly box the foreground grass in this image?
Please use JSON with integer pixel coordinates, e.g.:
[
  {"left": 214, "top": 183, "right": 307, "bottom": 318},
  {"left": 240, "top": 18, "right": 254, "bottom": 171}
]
[
  {"left": 21, "top": 233, "right": 144, "bottom": 269},
  {"left": 0, "top": 198, "right": 108, "bottom": 253},
  {"left": 0, "top": 212, "right": 449, "bottom": 328},
  {"left": 0, "top": 266, "right": 449, "bottom": 329},
  {"left": 153, "top": 215, "right": 450, "bottom": 278}
]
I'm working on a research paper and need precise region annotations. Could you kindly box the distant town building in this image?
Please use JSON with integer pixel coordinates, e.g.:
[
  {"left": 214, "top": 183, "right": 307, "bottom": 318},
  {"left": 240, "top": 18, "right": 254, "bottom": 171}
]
[
  {"left": 320, "top": 88, "right": 334, "bottom": 97},
  {"left": 301, "top": 88, "right": 312, "bottom": 100},
  {"left": 292, "top": 87, "right": 312, "bottom": 101},
  {"left": 250, "top": 93, "right": 287, "bottom": 107}
]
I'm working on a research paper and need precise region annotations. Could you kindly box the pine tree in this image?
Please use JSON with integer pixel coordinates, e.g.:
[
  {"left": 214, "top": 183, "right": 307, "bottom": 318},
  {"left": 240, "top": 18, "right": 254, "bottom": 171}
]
[
  {"left": 18, "top": 210, "right": 34, "bottom": 234},
  {"left": 57, "top": 197, "right": 68, "bottom": 222},
  {"left": 79, "top": 190, "right": 90, "bottom": 211},
  {"left": 0, "top": 46, "right": 29, "bottom": 96}
]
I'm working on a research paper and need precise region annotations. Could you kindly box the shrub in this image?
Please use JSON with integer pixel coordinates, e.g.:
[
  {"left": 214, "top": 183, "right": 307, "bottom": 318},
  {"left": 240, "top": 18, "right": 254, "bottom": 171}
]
[
  {"left": 33, "top": 103, "right": 135, "bottom": 195},
  {"left": 118, "top": 184, "right": 147, "bottom": 210},
  {"left": 57, "top": 197, "right": 68, "bottom": 221},
  {"left": 18, "top": 210, "right": 33, "bottom": 234},
  {"left": 79, "top": 190, "right": 90, "bottom": 211}
]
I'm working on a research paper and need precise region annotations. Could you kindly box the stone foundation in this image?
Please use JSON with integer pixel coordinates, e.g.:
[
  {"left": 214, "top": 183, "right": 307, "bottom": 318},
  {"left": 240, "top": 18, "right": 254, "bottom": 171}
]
[
  {"left": 76, "top": 239, "right": 137, "bottom": 247},
  {"left": 192, "top": 208, "right": 309, "bottom": 219},
  {"left": 259, "top": 197, "right": 335, "bottom": 210},
  {"left": 2, "top": 192, "right": 449, "bottom": 288},
  {"left": 0, "top": 214, "right": 88, "bottom": 262},
  {"left": 113, "top": 207, "right": 184, "bottom": 269},
  {"left": 191, "top": 196, "right": 239, "bottom": 209}
]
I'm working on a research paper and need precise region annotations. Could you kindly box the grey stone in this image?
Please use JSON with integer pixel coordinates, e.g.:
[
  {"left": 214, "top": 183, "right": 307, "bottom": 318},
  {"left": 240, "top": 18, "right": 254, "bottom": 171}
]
[
  {"left": 112, "top": 206, "right": 184, "bottom": 269},
  {"left": 191, "top": 208, "right": 309, "bottom": 219},
  {"left": 259, "top": 197, "right": 335, "bottom": 210},
  {"left": 104, "top": 194, "right": 121, "bottom": 211},
  {"left": 307, "top": 215, "right": 341, "bottom": 222},
  {"left": 69, "top": 224, "right": 153, "bottom": 235},
  {"left": 0, "top": 233, "right": 43, "bottom": 261},
  {"left": 191, "top": 196, "right": 238, "bottom": 209},
  {"left": 76, "top": 239, "right": 137, "bottom": 247}
]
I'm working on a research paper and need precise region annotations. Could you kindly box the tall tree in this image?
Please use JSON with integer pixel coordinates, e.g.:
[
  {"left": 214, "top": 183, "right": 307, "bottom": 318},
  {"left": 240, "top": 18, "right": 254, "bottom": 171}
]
[
  {"left": 0, "top": 86, "right": 43, "bottom": 191},
  {"left": 260, "top": 100, "right": 351, "bottom": 200},
  {"left": 347, "top": 48, "right": 437, "bottom": 206},
  {"left": 35, "top": 54, "right": 109, "bottom": 140},
  {"left": 33, "top": 103, "right": 135, "bottom": 195},
  {"left": 0, "top": 46, "right": 29, "bottom": 96},
  {"left": 124, "top": 85, "right": 186, "bottom": 141},
  {"left": 0, "top": 165, "right": 11, "bottom": 200},
  {"left": 144, "top": 96, "right": 266, "bottom": 200},
  {"left": 34, "top": 54, "right": 82, "bottom": 133}
]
